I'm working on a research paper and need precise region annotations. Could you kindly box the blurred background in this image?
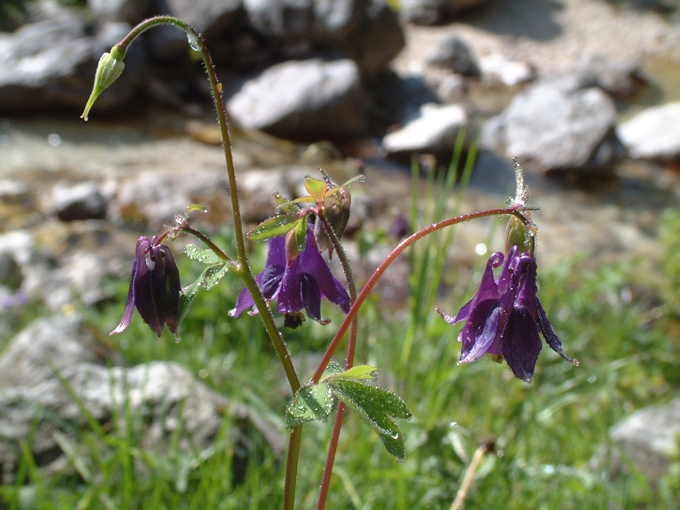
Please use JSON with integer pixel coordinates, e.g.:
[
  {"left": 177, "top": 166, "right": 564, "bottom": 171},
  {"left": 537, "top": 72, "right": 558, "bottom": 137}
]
[{"left": 0, "top": 0, "right": 679, "bottom": 508}]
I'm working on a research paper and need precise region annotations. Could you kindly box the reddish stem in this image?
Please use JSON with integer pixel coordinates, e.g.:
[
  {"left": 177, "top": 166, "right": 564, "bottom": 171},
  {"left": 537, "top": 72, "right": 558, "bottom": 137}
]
[{"left": 310, "top": 206, "right": 524, "bottom": 384}]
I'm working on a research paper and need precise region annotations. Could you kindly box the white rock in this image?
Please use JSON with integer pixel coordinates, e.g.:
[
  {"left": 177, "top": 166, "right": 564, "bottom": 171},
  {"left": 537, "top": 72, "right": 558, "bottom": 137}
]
[
  {"left": 479, "top": 53, "right": 535, "bottom": 87},
  {"left": 610, "top": 399, "right": 680, "bottom": 483},
  {"left": 617, "top": 102, "right": 680, "bottom": 160},
  {"left": 382, "top": 103, "right": 467, "bottom": 153}
]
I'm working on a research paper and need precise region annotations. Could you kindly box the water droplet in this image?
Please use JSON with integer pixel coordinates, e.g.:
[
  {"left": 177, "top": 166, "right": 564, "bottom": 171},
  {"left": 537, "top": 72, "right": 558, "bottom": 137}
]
[
  {"left": 587, "top": 375, "right": 597, "bottom": 383},
  {"left": 357, "top": 176, "right": 365, "bottom": 183},
  {"left": 173, "top": 334, "right": 182, "bottom": 343},
  {"left": 396, "top": 457, "right": 405, "bottom": 464},
  {"left": 187, "top": 32, "right": 201, "bottom": 52},
  {"left": 47, "top": 134, "right": 61, "bottom": 147}
]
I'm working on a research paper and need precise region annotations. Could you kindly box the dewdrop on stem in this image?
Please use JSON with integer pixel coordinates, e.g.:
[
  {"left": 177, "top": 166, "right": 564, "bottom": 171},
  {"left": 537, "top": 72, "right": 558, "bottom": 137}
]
[{"left": 187, "top": 31, "right": 201, "bottom": 52}]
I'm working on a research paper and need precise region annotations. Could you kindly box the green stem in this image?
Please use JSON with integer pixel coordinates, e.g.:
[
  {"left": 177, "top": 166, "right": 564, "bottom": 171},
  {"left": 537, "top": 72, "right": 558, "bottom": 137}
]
[
  {"left": 116, "top": 15, "right": 300, "bottom": 392},
  {"left": 180, "top": 227, "right": 231, "bottom": 261},
  {"left": 115, "top": 17, "right": 303, "bottom": 509},
  {"left": 311, "top": 206, "right": 527, "bottom": 384},
  {"left": 285, "top": 425, "right": 303, "bottom": 510}
]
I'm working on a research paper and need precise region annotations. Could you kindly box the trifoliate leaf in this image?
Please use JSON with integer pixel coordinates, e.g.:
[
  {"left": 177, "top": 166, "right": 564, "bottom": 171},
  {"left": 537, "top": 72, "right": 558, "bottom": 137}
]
[
  {"left": 304, "top": 176, "right": 327, "bottom": 199},
  {"left": 327, "top": 378, "right": 411, "bottom": 460},
  {"left": 185, "top": 244, "right": 221, "bottom": 265},
  {"left": 285, "top": 383, "right": 335, "bottom": 429},
  {"left": 248, "top": 214, "right": 301, "bottom": 241},
  {"left": 176, "top": 262, "right": 229, "bottom": 327},
  {"left": 325, "top": 365, "right": 378, "bottom": 382}
]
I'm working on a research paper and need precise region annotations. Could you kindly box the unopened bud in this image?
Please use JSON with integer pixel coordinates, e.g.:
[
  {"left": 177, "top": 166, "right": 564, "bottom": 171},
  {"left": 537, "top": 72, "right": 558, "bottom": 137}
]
[
  {"left": 81, "top": 45, "right": 126, "bottom": 121},
  {"left": 315, "top": 186, "right": 351, "bottom": 253},
  {"left": 505, "top": 215, "right": 533, "bottom": 256}
]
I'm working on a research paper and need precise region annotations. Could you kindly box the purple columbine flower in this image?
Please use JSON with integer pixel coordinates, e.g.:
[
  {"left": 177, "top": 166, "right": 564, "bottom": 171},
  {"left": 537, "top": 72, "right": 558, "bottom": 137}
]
[
  {"left": 111, "top": 236, "right": 181, "bottom": 338},
  {"left": 229, "top": 230, "right": 350, "bottom": 327},
  {"left": 437, "top": 246, "right": 578, "bottom": 382}
]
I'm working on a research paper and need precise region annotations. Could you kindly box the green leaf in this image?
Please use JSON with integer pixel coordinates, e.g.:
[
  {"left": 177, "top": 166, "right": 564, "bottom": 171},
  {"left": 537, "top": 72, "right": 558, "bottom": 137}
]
[
  {"left": 324, "top": 360, "right": 344, "bottom": 378},
  {"left": 176, "top": 262, "right": 229, "bottom": 328},
  {"left": 284, "top": 383, "right": 335, "bottom": 429},
  {"left": 184, "top": 204, "right": 207, "bottom": 217},
  {"left": 304, "top": 176, "right": 327, "bottom": 198},
  {"left": 248, "top": 214, "right": 301, "bottom": 241},
  {"left": 293, "top": 217, "right": 307, "bottom": 253},
  {"left": 327, "top": 378, "right": 411, "bottom": 460},
  {"left": 326, "top": 365, "right": 377, "bottom": 382},
  {"left": 185, "top": 244, "right": 221, "bottom": 265},
  {"left": 202, "top": 263, "right": 228, "bottom": 289}
]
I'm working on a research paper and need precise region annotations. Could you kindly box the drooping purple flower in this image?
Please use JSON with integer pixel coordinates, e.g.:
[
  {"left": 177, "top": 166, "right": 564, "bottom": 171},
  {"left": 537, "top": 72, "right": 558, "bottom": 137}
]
[
  {"left": 437, "top": 246, "right": 578, "bottom": 382},
  {"left": 229, "top": 230, "right": 350, "bottom": 327},
  {"left": 111, "top": 236, "right": 181, "bottom": 338}
]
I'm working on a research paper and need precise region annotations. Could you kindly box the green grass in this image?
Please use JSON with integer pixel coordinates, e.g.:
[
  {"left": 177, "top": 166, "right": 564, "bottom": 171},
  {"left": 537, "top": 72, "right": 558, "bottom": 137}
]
[{"left": 2, "top": 205, "right": 680, "bottom": 508}]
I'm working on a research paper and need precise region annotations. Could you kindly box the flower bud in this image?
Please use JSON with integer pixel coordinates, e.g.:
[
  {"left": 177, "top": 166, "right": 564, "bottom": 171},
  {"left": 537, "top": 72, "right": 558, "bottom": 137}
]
[
  {"left": 81, "top": 45, "right": 126, "bottom": 121},
  {"left": 505, "top": 215, "right": 533, "bottom": 256},
  {"left": 314, "top": 186, "right": 351, "bottom": 254}
]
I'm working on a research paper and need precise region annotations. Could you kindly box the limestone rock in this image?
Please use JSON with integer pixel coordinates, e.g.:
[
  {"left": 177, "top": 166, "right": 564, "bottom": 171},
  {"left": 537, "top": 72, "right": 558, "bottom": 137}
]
[
  {"left": 610, "top": 399, "right": 680, "bottom": 484},
  {"left": 0, "top": 18, "right": 144, "bottom": 115},
  {"left": 481, "top": 75, "right": 623, "bottom": 173},
  {"left": 228, "top": 58, "right": 368, "bottom": 141},
  {"left": 617, "top": 102, "right": 680, "bottom": 161},
  {"left": 51, "top": 182, "right": 108, "bottom": 222},
  {"left": 382, "top": 103, "right": 468, "bottom": 157}
]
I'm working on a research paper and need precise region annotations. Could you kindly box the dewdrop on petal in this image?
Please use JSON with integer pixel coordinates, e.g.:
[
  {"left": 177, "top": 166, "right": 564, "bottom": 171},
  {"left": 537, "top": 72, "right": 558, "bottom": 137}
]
[{"left": 81, "top": 45, "right": 126, "bottom": 121}]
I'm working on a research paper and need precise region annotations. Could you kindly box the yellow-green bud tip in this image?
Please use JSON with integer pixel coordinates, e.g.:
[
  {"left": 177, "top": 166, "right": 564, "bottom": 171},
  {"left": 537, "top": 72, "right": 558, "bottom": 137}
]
[
  {"left": 80, "top": 49, "right": 125, "bottom": 121},
  {"left": 505, "top": 215, "right": 533, "bottom": 256}
]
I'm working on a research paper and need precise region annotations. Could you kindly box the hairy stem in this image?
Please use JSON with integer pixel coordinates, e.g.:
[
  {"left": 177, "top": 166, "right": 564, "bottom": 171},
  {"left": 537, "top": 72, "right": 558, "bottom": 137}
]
[
  {"left": 315, "top": 213, "right": 358, "bottom": 510},
  {"left": 115, "top": 17, "right": 303, "bottom": 509}
]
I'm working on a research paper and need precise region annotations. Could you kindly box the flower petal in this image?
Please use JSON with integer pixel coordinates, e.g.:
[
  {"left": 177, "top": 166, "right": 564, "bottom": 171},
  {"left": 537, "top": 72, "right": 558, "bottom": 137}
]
[
  {"left": 501, "top": 308, "right": 543, "bottom": 382},
  {"left": 299, "top": 231, "right": 349, "bottom": 313},
  {"left": 229, "top": 287, "right": 256, "bottom": 318},
  {"left": 258, "top": 264, "right": 285, "bottom": 300},
  {"left": 111, "top": 237, "right": 152, "bottom": 335},
  {"left": 301, "top": 273, "right": 322, "bottom": 320},
  {"left": 278, "top": 256, "right": 304, "bottom": 313},
  {"left": 537, "top": 298, "right": 579, "bottom": 365},
  {"left": 458, "top": 298, "right": 505, "bottom": 362},
  {"left": 265, "top": 235, "right": 286, "bottom": 267},
  {"left": 154, "top": 245, "right": 181, "bottom": 334}
]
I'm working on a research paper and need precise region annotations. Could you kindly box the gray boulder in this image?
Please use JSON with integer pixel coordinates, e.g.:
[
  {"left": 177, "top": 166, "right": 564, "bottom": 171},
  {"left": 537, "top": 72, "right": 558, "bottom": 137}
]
[
  {"left": 88, "top": 0, "right": 154, "bottom": 25},
  {"left": 228, "top": 58, "right": 368, "bottom": 141},
  {"left": 609, "top": 398, "right": 680, "bottom": 484},
  {"left": 617, "top": 102, "right": 680, "bottom": 161},
  {"left": 112, "top": 168, "right": 229, "bottom": 229},
  {"left": 244, "top": 0, "right": 405, "bottom": 75},
  {"left": 400, "top": 0, "right": 489, "bottom": 25},
  {"left": 575, "top": 55, "right": 647, "bottom": 101},
  {"left": 426, "top": 35, "right": 479, "bottom": 77},
  {"left": 481, "top": 75, "right": 622, "bottom": 173},
  {"left": 0, "top": 315, "right": 102, "bottom": 391},
  {"left": 0, "top": 315, "right": 282, "bottom": 484},
  {"left": 51, "top": 182, "right": 108, "bottom": 222},
  {"left": 156, "top": 0, "right": 403, "bottom": 75},
  {"left": 0, "top": 17, "right": 144, "bottom": 115}
]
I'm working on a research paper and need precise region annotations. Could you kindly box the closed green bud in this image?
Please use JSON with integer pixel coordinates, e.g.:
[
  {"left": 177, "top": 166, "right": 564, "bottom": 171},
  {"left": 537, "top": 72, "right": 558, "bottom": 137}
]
[
  {"left": 81, "top": 45, "right": 126, "bottom": 121},
  {"left": 505, "top": 215, "right": 533, "bottom": 256}
]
